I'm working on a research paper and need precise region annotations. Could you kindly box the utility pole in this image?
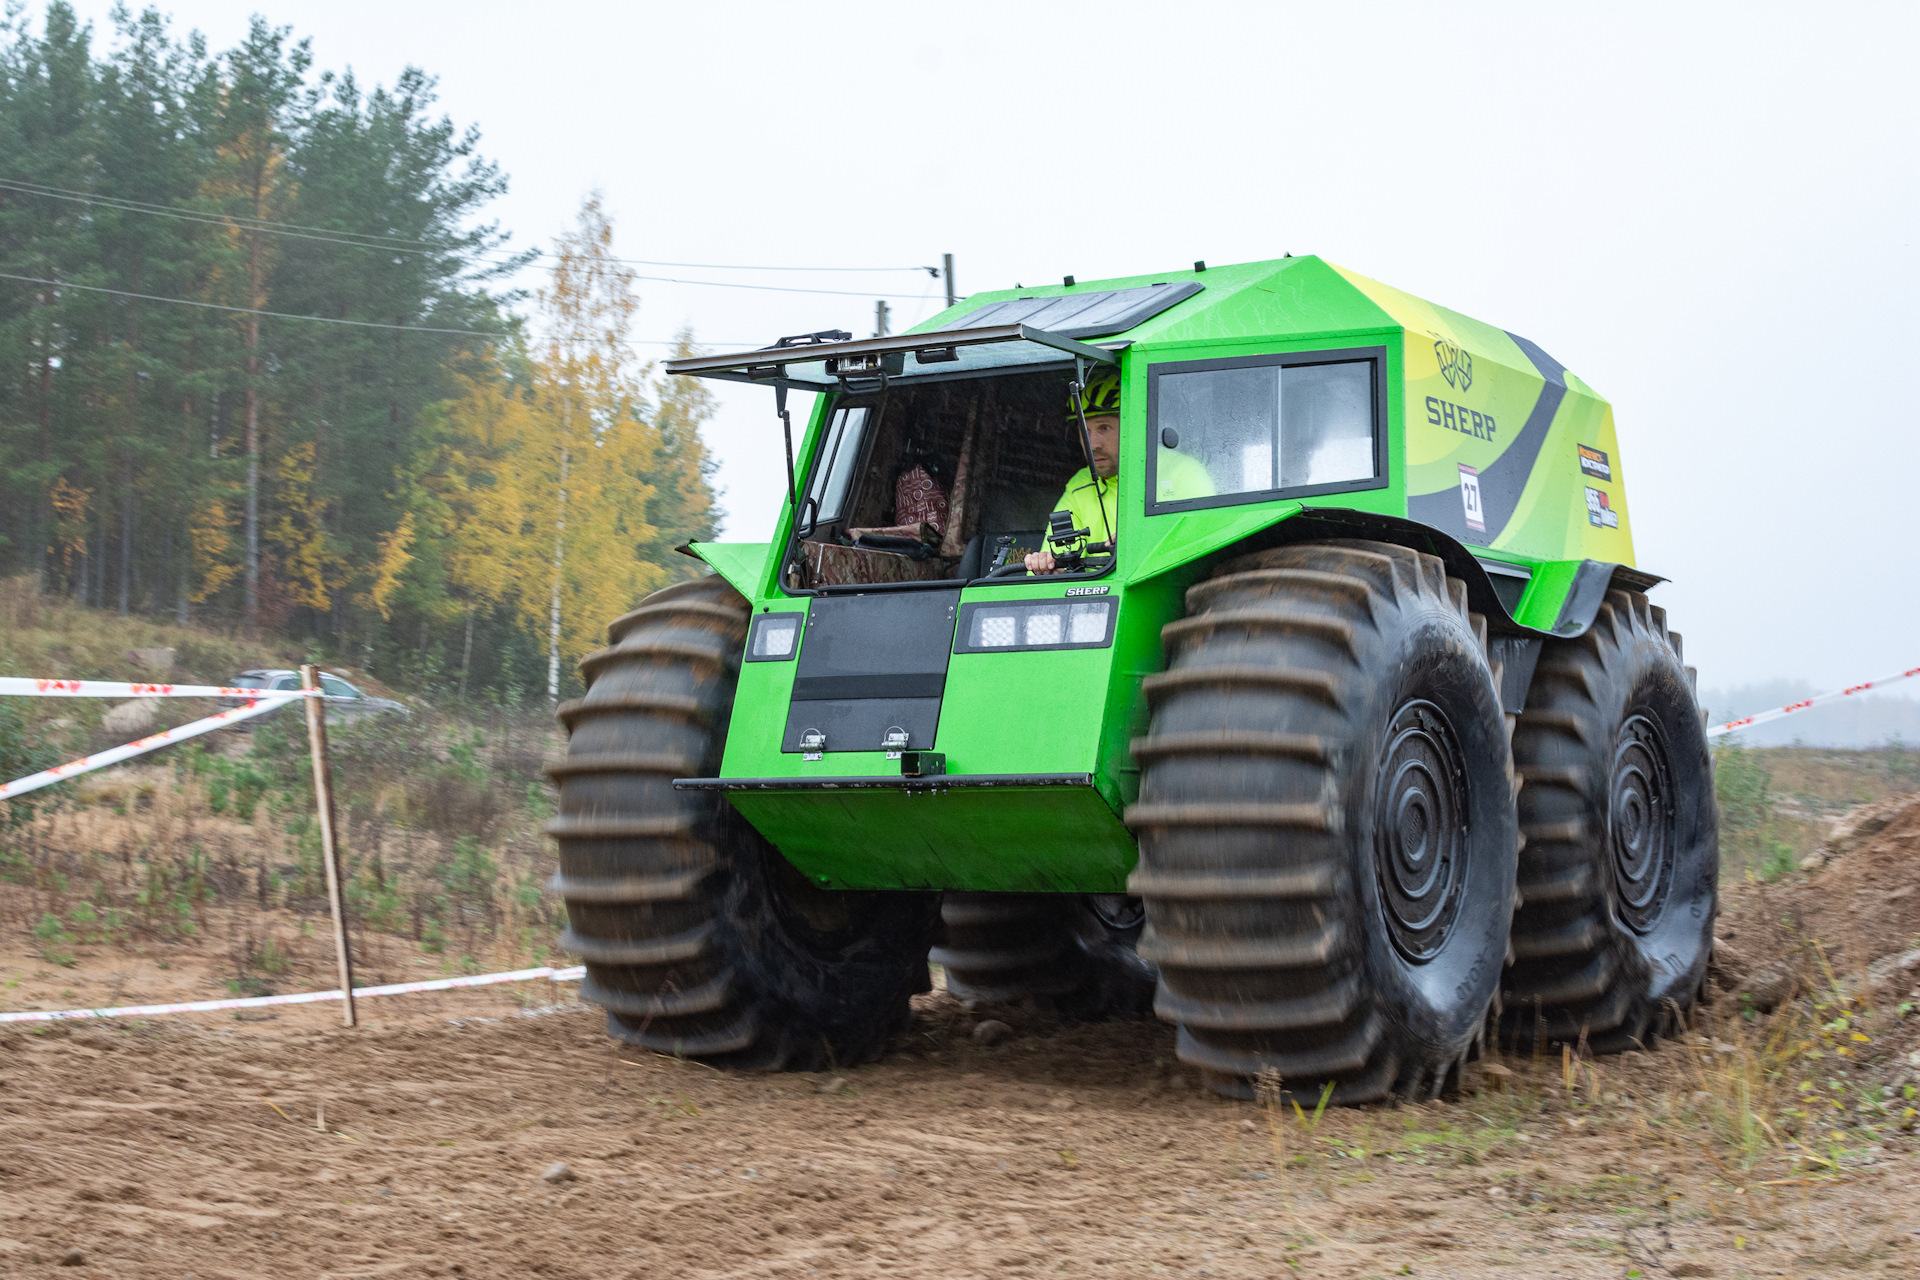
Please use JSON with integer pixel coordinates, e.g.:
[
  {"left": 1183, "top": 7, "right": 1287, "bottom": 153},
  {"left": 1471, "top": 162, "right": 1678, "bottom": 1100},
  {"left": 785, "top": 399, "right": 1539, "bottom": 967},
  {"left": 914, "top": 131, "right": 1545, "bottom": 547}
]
[
  {"left": 943, "top": 253, "right": 957, "bottom": 308},
  {"left": 874, "top": 299, "right": 890, "bottom": 338}
]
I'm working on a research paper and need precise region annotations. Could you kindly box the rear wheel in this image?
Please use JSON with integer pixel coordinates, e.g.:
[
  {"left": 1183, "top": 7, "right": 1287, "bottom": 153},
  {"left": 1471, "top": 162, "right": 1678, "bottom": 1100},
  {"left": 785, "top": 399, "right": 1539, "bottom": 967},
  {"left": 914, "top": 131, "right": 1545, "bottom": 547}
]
[
  {"left": 1128, "top": 540, "right": 1519, "bottom": 1102},
  {"left": 1503, "top": 589, "right": 1717, "bottom": 1052},
  {"left": 548, "top": 576, "right": 939, "bottom": 1070},
  {"left": 933, "top": 893, "right": 1156, "bottom": 1019}
]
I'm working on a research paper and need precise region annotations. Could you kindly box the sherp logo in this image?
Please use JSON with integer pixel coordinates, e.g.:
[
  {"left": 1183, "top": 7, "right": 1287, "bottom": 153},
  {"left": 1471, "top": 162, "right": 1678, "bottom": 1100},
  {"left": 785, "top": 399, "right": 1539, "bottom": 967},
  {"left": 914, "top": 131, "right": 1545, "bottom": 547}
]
[{"left": 1433, "top": 335, "right": 1472, "bottom": 391}]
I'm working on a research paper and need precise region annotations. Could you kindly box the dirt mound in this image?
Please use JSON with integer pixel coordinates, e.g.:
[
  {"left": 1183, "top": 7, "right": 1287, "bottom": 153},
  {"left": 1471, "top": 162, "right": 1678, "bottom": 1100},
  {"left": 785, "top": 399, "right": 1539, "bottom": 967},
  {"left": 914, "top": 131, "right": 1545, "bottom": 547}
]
[
  {"left": 1712, "top": 789, "right": 1920, "bottom": 1104},
  {"left": 1785, "top": 792, "right": 1918, "bottom": 969}
]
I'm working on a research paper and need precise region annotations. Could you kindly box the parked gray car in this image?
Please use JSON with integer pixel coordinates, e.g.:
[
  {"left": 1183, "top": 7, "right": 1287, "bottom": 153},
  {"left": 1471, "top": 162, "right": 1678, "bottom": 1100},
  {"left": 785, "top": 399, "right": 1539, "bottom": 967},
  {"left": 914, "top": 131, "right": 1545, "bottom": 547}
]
[{"left": 221, "top": 669, "right": 409, "bottom": 725}]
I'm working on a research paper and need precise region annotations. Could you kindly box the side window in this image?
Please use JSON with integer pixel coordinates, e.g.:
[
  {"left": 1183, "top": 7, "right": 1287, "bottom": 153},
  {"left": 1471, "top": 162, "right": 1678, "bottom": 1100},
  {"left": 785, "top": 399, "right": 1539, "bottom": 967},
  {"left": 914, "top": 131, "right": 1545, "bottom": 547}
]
[
  {"left": 270, "top": 675, "right": 301, "bottom": 691},
  {"left": 799, "top": 404, "right": 873, "bottom": 534},
  {"left": 319, "top": 674, "right": 359, "bottom": 699},
  {"left": 1148, "top": 350, "right": 1384, "bottom": 512}
]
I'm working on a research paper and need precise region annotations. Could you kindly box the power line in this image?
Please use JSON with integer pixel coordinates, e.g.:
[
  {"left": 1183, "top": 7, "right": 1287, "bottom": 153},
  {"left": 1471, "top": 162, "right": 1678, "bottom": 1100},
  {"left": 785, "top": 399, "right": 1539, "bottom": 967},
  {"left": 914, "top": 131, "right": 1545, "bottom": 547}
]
[
  {"left": 0, "top": 177, "right": 938, "bottom": 277},
  {"left": 0, "top": 270, "right": 767, "bottom": 349},
  {"left": 0, "top": 271, "right": 507, "bottom": 336},
  {"left": 627, "top": 273, "right": 930, "bottom": 300},
  {"left": 0, "top": 178, "right": 508, "bottom": 261}
]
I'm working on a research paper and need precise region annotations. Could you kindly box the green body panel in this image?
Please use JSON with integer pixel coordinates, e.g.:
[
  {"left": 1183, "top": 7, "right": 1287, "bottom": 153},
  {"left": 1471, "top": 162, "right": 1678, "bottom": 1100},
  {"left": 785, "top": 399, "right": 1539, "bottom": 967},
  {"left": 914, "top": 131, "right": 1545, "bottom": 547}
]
[
  {"left": 676, "top": 257, "right": 1637, "bottom": 891},
  {"left": 728, "top": 786, "right": 1136, "bottom": 892},
  {"left": 683, "top": 540, "right": 770, "bottom": 600}
]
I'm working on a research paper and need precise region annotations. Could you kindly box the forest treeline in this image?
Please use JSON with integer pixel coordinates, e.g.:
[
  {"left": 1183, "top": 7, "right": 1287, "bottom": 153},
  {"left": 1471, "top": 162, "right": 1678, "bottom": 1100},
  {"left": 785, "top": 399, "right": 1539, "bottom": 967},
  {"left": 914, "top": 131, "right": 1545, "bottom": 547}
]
[{"left": 0, "top": 4, "right": 719, "bottom": 702}]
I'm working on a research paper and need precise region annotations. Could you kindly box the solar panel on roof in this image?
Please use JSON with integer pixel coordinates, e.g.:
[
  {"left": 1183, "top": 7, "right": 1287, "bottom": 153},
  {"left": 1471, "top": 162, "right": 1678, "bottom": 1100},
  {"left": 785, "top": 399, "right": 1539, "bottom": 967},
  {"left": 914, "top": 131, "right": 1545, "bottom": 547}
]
[{"left": 950, "top": 282, "right": 1204, "bottom": 339}]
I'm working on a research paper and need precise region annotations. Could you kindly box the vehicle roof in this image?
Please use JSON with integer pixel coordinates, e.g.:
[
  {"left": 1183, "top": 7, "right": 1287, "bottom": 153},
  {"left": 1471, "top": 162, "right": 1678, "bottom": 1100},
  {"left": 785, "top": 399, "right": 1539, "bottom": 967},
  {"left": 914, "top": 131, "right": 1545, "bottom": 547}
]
[{"left": 909, "top": 254, "right": 1602, "bottom": 407}]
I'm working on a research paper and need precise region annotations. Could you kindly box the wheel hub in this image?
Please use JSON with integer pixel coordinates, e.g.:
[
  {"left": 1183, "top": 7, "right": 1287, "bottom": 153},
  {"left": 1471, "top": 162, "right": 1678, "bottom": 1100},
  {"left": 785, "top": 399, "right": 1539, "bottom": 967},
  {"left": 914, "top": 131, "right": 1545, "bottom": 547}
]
[
  {"left": 1088, "top": 894, "right": 1145, "bottom": 932},
  {"left": 1609, "top": 712, "right": 1675, "bottom": 934},
  {"left": 1373, "top": 699, "right": 1469, "bottom": 963}
]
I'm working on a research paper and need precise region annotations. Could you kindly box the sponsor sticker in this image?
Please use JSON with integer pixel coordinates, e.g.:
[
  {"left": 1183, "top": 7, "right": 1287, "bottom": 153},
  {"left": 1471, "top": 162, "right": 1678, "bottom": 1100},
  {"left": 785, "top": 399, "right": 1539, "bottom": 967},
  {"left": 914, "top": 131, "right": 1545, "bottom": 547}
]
[
  {"left": 1577, "top": 443, "right": 1612, "bottom": 481},
  {"left": 1585, "top": 486, "right": 1619, "bottom": 529},
  {"left": 1064, "top": 585, "right": 1110, "bottom": 597},
  {"left": 1458, "top": 464, "right": 1485, "bottom": 533}
]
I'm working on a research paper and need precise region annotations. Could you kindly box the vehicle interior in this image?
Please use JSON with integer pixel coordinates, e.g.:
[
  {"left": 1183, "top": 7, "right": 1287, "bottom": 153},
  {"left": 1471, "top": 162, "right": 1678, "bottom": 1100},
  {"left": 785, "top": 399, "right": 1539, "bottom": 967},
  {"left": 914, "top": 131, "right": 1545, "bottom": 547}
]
[{"left": 785, "top": 369, "right": 1109, "bottom": 590}]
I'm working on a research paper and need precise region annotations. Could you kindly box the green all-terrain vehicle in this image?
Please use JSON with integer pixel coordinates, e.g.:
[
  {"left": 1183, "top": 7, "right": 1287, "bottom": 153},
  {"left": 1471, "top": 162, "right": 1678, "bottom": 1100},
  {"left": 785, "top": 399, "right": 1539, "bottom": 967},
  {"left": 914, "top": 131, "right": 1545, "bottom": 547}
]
[{"left": 547, "top": 256, "right": 1718, "bottom": 1102}]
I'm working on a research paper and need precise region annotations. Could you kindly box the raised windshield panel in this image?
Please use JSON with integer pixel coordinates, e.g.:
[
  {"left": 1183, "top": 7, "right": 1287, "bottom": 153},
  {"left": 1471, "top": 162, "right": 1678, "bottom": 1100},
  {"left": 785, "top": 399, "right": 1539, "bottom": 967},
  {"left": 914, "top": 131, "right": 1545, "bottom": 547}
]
[
  {"left": 802, "top": 405, "right": 871, "bottom": 530},
  {"left": 1151, "top": 356, "right": 1379, "bottom": 510}
]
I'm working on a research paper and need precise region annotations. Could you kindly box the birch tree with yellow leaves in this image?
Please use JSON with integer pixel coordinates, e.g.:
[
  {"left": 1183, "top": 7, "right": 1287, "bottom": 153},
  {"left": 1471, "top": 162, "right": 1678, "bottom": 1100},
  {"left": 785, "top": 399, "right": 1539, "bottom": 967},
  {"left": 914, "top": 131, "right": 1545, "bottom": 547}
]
[{"left": 434, "top": 196, "right": 701, "bottom": 701}]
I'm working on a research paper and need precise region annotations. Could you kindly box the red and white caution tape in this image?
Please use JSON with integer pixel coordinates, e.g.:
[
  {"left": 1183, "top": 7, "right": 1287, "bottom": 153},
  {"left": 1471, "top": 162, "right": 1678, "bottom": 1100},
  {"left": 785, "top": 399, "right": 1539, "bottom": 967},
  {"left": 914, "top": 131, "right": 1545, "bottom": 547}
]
[
  {"left": 0, "top": 693, "right": 300, "bottom": 802},
  {"left": 1706, "top": 665, "right": 1920, "bottom": 738},
  {"left": 0, "top": 965, "right": 587, "bottom": 1024},
  {"left": 0, "top": 677, "right": 321, "bottom": 699}
]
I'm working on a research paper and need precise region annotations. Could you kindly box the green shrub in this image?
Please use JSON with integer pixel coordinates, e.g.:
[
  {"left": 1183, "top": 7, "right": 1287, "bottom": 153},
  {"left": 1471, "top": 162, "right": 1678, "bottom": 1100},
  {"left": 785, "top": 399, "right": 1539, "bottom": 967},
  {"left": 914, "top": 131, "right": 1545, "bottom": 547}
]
[
  {"left": 34, "top": 912, "right": 75, "bottom": 967},
  {"left": 0, "top": 700, "right": 59, "bottom": 827}
]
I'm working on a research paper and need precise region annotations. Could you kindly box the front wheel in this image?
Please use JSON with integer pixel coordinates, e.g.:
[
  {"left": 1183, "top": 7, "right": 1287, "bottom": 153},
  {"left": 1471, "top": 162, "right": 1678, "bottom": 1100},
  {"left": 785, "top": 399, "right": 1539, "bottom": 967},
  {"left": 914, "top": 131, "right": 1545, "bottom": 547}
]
[
  {"left": 1128, "top": 541, "right": 1519, "bottom": 1103},
  {"left": 549, "top": 576, "right": 939, "bottom": 1070}
]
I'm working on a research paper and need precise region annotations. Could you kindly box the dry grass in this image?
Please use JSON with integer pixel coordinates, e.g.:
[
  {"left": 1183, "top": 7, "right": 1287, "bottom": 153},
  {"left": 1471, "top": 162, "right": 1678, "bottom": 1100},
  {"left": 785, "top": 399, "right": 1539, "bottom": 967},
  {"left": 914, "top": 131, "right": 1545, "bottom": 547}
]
[
  {"left": 0, "top": 573, "right": 302, "bottom": 698},
  {"left": 1, "top": 573, "right": 568, "bottom": 991},
  {"left": 2, "top": 714, "right": 565, "bottom": 990},
  {"left": 1222, "top": 965, "right": 1917, "bottom": 1252}
]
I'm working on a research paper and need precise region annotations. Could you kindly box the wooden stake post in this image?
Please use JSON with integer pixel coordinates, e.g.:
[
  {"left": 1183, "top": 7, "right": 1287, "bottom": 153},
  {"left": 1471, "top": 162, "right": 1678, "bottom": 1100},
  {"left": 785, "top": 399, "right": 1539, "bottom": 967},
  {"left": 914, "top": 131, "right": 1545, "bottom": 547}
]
[{"left": 301, "top": 664, "right": 357, "bottom": 1027}]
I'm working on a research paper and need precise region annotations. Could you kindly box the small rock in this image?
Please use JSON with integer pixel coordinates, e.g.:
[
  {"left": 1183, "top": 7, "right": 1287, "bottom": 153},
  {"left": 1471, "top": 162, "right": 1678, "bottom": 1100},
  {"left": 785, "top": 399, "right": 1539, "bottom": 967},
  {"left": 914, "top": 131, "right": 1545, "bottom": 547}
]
[
  {"left": 101, "top": 698, "right": 161, "bottom": 738},
  {"left": 971, "top": 1019, "right": 1012, "bottom": 1046},
  {"left": 1741, "top": 960, "right": 1802, "bottom": 1012},
  {"left": 1866, "top": 948, "right": 1920, "bottom": 998},
  {"left": 1709, "top": 937, "right": 1750, "bottom": 991},
  {"left": 958, "top": 997, "right": 981, "bottom": 1013},
  {"left": 1238, "top": 1118, "right": 1257, "bottom": 1131},
  {"left": 124, "top": 646, "right": 175, "bottom": 674},
  {"left": 1798, "top": 851, "right": 1827, "bottom": 872},
  {"left": 59, "top": 1250, "right": 85, "bottom": 1267},
  {"left": 540, "top": 1162, "right": 576, "bottom": 1184},
  {"left": 1712, "top": 1041, "right": 1738, "bottom": 1055},
  {"left": 1486, "top": 1186, "right": 1507, "bottom": 1199},
  {"left": 816, "top": 1076, "right": 847, "bottom": 1094},
  {"left": 1048, "top": 1096, "right": 1076, "bottom": 1111}
]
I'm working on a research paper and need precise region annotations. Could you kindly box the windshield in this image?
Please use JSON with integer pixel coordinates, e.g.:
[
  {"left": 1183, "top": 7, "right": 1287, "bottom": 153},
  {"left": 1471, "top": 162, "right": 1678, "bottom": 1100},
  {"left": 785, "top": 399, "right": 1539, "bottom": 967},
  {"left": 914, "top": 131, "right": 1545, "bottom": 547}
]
[{"left": 783, "top": 369, "right": 1098, "bottom": 591}]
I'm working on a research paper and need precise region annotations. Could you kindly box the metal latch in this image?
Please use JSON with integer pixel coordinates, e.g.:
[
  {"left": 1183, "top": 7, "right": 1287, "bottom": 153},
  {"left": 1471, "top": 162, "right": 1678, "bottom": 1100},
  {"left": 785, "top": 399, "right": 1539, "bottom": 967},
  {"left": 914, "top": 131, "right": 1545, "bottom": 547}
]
[
  {"left": 799, "top": 729, "right": 826, "bottom": 762},
  {"left": 900, "top": 751, "right": 945, "bottom": 778},
  {"left": 881, "top": 727, "right": 909, "bottom": 759}
]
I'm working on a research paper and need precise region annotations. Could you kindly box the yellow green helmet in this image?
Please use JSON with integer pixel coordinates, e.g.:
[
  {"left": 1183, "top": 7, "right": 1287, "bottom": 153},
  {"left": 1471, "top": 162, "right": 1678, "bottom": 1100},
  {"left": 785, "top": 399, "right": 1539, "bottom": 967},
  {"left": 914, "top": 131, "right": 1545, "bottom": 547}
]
[{"left": 1069, "top": 367, "right": 1121, "bottom": 420}]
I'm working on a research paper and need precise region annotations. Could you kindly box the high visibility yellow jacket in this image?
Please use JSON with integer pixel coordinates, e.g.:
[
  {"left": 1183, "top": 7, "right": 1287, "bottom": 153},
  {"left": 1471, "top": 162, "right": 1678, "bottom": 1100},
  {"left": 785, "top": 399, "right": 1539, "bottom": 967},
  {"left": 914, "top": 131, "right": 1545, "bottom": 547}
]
[{"left": 1048, "top": 452, "right": 1217, "bottom": 550}]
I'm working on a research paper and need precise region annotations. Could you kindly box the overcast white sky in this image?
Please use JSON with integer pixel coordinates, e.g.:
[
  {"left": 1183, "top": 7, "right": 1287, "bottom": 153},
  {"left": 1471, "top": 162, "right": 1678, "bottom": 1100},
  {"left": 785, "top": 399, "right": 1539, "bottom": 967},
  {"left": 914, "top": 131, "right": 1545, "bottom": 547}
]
[{"left": 54, "top": 0, "right": 1920, "bottom": 695}]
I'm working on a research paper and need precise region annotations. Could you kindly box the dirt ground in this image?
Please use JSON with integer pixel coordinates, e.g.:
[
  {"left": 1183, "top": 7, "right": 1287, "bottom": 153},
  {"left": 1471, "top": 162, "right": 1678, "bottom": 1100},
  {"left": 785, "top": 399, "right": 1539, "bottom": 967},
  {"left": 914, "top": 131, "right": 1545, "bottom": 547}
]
[
  {"left": 1, "top": 992, "right": 1914, "bottom": 1280},
  {"left": 5, "top": 807, "right": 1920, "bottom": 1279}
]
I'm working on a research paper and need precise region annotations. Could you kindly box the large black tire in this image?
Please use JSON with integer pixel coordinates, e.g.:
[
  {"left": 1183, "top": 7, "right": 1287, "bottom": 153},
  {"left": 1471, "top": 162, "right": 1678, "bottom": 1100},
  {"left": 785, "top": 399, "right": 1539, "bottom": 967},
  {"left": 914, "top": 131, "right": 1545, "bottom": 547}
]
[
  {"left": 932, "top": 892, "right": 1156, "bottom": 1018},
  {"left": 1127, "top": 541, "right": 1519, "bottom": 1102},
  {"left": 548, "top": 576, "right": 939, "bottom": 1070},
  {"left": 1503, "top": 589, "right": 1717, "bottom": 1053}
]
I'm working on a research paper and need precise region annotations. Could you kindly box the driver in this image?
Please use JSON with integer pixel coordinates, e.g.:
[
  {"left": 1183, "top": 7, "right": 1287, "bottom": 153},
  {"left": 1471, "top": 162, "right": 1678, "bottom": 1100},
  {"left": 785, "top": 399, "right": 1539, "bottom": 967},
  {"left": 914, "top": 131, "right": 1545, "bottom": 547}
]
[{"left": 1025, "top": 368, "right": 1212, "bottom": 574}]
